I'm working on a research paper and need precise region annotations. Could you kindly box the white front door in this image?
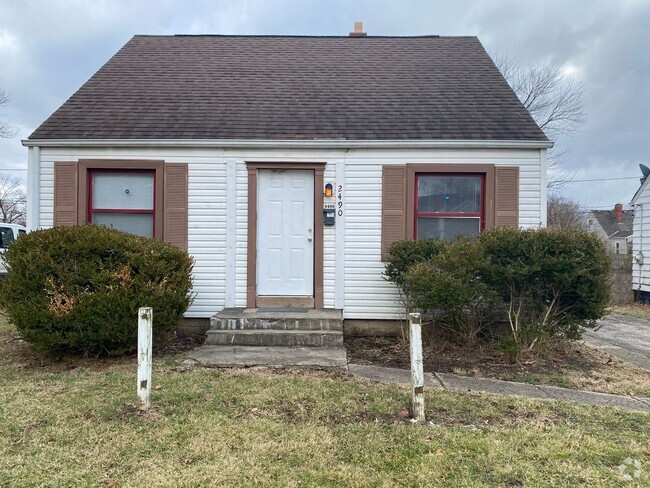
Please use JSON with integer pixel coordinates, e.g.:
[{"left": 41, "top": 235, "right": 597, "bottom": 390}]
[{"left": 257, "top": 169, "right": 314, "bottom": 296}]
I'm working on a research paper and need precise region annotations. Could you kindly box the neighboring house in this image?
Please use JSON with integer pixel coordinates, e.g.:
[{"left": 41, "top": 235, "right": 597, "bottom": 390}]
[
  {"left": 23, "top": 31, "right": 550, "bottom": 323},
  {"left": 586, "top": 204, "right": 633, "bottom": 255},
  {"left": 631, "top": 169, "right": 650, "bottom": 301}
]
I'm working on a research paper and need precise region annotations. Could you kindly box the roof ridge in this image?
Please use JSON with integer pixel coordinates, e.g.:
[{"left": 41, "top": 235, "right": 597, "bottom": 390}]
[{"left": 130, "top": 34, "right": 474, "bottom": 39}]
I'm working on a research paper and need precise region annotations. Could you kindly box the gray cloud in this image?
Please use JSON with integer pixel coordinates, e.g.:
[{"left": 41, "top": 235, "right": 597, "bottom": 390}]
[{"left": 0, "top": 0, "right": 648, "bottom": 210}]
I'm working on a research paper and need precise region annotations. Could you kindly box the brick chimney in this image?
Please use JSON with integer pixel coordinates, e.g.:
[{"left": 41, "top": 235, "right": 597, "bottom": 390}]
[
  {"left": 614, "top": 203, "right": 623, "bottom": 224},
  {"left": 349, "top": 21, "right": 367, "bottom": 37}
]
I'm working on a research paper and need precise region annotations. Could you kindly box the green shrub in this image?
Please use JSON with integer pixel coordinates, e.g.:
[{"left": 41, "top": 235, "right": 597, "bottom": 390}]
[
  {"left": 383, "top": 239, "right": 446, "bottom": 299},
  {"left": 383, "top": 228, "right": 611, "bottom": 357},
  {"left": 478, "top": 227, "right": 611, "bottom": 354},
  {"left": 403, "top": 239, "right": 500, "bottom": 343},
  {"left": 0, "top": 225, "right": 194, "bottom": 356}
]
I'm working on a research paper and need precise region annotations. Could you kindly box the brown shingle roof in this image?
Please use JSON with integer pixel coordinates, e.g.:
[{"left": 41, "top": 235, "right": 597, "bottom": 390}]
[{"left": 29, "top": 35, "right": 549, "bottom": 141}]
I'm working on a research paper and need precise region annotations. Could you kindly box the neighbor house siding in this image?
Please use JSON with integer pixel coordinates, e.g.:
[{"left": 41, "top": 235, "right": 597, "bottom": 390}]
[
  {"left": 632, "top": 188, "right": 650, "bottom": 291},
  {"left": 36, "top": 145, "right": 544, "bottom": 319}
]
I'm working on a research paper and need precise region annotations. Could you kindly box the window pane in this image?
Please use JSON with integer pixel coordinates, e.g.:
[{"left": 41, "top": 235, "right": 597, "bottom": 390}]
[
  {"left": 92, "top": 172, "right": 154, "bottom": 210},
  {"left": 93, "top": 213, "right": 153, "bottom": 237},
  {"left": 417, "top": 176, "right": 481, "bottom": 213},
  {"left": 417, "top": 217, "right": 480, "bottom": 241},
  {"left": 18, "top": 230, "right": 26, "bottom": 236},
  {"left": 0, "top": 227, "right": 14, "bottom": 248}
]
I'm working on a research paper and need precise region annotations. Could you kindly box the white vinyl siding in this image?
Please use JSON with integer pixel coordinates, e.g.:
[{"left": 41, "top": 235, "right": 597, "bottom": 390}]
[
  {"left": 36, "top": 145, "right": 544, "bottom": 319},
  {"left": 38, "top": 148, "right": 229, "bottom": 318},
  {"left": 343, "top": 148, "right": 543, "bottom": 319},
  {"left": 632, "top": 184, "right": 650, "bottom": 291}
]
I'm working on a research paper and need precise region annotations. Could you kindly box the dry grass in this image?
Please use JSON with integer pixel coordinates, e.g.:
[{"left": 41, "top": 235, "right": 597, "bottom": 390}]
[
  {"left": 1, "top": 316, "right": 649, "bottom": 487},
  {"left": 609, "top": 304, "right": 650, "bottom": 321}
]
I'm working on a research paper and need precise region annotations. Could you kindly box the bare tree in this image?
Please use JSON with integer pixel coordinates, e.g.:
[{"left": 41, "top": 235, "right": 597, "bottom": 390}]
[
  {"left": 0, "top": 174, "right": 26, "bottom": 226},
  {"left": 0, "top": 87, "right": 16, "bottom": 138},
  {"left": 494, "top": 55, "right": 586, "bottom": 189},
  {"left": 547, "top": 195, "right": 584, "bottom": 229}
]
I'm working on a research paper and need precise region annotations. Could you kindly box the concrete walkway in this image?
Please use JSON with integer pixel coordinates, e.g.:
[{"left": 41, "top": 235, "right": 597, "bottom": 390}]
[
  {"left": 348, "top": 363, "right": 650, "bottom": 413},
  {"left": 583, "top": 314, "right": 650, "bottom": 371}
]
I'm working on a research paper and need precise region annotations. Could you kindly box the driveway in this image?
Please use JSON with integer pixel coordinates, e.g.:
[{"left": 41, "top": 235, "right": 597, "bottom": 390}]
[{"left": 583, "top": 315, "right": 650, "bottom": 371}]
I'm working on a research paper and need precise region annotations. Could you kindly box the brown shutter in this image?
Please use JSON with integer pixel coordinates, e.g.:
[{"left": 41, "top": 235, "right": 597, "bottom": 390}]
[
  {"left": 381, "top": 165, "right": 406, "bottom": 260},
  {"left": 163, "top": 163, "right": 189, "bottom": 250},
  {"left": 494, "top": 166, "right": 520, "bottom": 228},
  {"left": 53, "top": 162, "right": 78, "bottom": 226}
]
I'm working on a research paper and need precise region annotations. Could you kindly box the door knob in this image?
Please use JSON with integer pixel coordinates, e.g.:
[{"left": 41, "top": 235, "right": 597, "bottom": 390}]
[
  {"left": 307, "top": 237, "right": 313, "bottom": 242},
  {"left": 308, "top": 228, "right": 312, "bottom": 233}
]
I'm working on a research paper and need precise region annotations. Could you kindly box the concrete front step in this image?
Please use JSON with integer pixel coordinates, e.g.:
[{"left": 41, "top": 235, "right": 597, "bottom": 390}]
[
  {"left": 205, "top": 329, "right": 344, "bottom": 347},
  {"left": 189, "top": 345, "right": 348, "bottom": 370},
  {"left": 210, "top": 307, "right": 343, "bottom": 332}
]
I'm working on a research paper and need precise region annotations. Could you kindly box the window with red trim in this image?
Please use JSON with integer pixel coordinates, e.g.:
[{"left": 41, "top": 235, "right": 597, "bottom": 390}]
[
  {"left": 415, "top": 173, "right": 485, "bottom": 241},
  {"left": 88, "top": 169, "right": 155, "bottom": 237}
]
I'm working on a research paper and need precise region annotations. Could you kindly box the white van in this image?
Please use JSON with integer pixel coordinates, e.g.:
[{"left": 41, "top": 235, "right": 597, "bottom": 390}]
[{"left": 0, "top": 223, "right": 27, "bottom": 276}]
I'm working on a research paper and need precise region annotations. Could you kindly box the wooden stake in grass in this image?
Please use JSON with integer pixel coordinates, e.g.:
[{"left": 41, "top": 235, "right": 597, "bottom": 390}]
[
  {"left": 409, "top": 312, "right": 425, "bottom": 423},
  {"left": 137, "top": 307, "right": 153, "bottom": 411}
]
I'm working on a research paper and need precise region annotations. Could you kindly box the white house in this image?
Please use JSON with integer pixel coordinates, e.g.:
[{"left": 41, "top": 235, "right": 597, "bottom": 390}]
[
  {"left": 586, "top": 204, "right": 633, "bottom": 255},
  {"left": 631, "top": 167, "right": 650, "bottom": 301},
  {"left": 24, "top": 31, "right": 550, "bottom": 331}
]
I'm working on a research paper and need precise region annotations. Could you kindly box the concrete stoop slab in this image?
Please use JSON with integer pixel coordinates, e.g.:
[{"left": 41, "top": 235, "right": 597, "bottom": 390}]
[
  {"left": 211, "top": 308, "right": 343, "bottom": 331},
  {"left": 188, "top": 345, "right": 348, "bottom": 370}
]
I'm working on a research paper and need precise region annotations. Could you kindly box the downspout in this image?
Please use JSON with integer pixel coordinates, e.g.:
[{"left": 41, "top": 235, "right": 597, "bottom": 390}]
[
  {"left": 26, "top": 146, "right": 40, "bottom": 231},
  {"left": 539, "top": 148, "right": 547, "bottom": 227},
  {"left": 633, "top": 203, "right": 644, "bottom": 290},
  {"left": 635, "top": 204, "right": 643, "bottom": 263}
]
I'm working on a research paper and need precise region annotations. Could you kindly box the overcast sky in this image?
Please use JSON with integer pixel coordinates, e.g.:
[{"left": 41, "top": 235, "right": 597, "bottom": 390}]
[{"left": 1, "top": 0, "right": 648, "bottom": 210}]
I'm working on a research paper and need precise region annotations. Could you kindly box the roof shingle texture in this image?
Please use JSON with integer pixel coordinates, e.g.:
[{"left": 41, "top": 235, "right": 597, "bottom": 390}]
[
  {"left": 30, "top": 35, "right": 548, "bottom": 141},
  {"left": 592, "top": 210, "right": 634, "bottom": 238}
]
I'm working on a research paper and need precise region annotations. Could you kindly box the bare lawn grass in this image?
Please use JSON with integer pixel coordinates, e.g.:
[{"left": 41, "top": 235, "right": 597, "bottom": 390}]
[{"left": 1, "top": 316, "right": 649, "bottom": 487}]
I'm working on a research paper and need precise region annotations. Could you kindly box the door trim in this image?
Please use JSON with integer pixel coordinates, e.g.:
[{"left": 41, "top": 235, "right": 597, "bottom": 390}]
[{"left": 246, "top": 162, "right": 325, "bottom": 308}]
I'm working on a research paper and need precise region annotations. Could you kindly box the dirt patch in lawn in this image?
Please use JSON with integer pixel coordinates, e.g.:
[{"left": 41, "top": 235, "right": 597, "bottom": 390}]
[
  {"left": 0, "top": 313, "right": 204, "bottom": 374},
  {"left": 346, "top": 335, "right": 650, "bottom": 397}
]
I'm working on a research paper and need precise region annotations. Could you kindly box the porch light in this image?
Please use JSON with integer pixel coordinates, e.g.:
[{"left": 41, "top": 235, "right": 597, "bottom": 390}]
[{"left": 324, "top": 183, "right": 333, "bottom": 197}]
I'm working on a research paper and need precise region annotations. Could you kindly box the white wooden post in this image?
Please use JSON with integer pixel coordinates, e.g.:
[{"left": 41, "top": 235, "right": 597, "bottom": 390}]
[
  {"left": 409, "top": 312, "right": 425, "bottom": 423},
  {"left": 137, "top": 307, "right": 153, "bottom": 411}
]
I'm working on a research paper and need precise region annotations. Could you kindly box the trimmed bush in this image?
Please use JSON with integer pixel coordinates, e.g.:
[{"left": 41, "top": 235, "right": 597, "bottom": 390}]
[
  {"left": 383, "top": 228, "right": 611, "bottom": 358},
  {"left": 383, "top": 239, "right": 446, "bottom": 293},
  {"left": 478, "top": 227, "right": 611, "bottom": 356},
  {"left": 403, "top": 238, "right": 501, "bottom": 343},
  {"left": 0, "top": 225, "right": 194, "bottom": 356}
]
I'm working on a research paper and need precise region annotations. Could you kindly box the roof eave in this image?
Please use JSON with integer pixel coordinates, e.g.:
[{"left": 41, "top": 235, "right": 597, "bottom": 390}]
[
  {"left": 631, "top": 178, "right": 648, "bottom": 205},
  {"left": 22, "top": 138, "right": 553, "bottom": 150}
]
